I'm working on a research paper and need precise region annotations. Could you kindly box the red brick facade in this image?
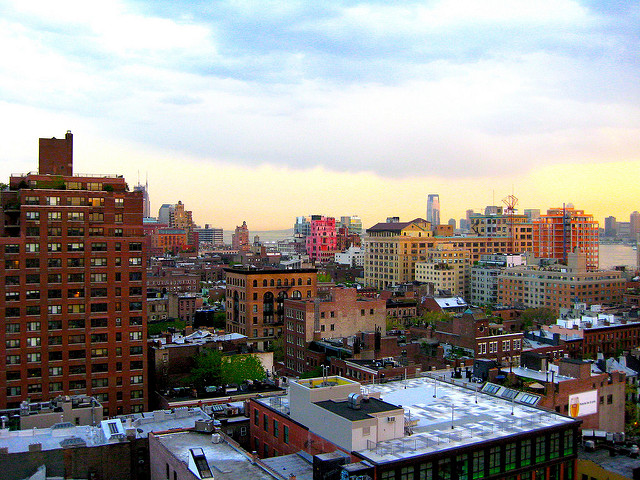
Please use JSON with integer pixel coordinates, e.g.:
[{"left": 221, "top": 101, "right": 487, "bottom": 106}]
[{"left": 0, "top": 135, "right": 147, "bottom": 415}]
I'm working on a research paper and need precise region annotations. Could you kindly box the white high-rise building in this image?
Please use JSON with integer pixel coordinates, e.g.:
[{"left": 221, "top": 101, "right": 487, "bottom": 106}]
[{"left": 427, "top": 194, "right": 440, "bottom": 227}]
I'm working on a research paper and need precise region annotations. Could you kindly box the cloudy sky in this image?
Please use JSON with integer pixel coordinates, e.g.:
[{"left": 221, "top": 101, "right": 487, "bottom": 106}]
[{"left": 1, "top": 1, "right": 639, "bottom": 230}]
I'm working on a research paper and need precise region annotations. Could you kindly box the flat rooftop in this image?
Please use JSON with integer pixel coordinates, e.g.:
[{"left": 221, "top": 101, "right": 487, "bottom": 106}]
[
  {"left": 579, "top": 447, "right": 640, "bottom": 479},
  {"left": 155, "top": 431, "right": 276, "bottom": 480},
  {"left": 257, "top": 374, "right": 578, "bottom": 465},
  {"left": 359, "top": 375, "right": 577, "bottom": 464},
  {"left": 0, "top": 407, "right": 210, "bottom": 453}
]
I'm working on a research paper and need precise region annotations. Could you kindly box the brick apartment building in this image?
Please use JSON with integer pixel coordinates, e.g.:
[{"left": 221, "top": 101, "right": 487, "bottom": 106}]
[
  {"left": 539, "top": 307, "right": 640, "bottom": 359},
  {"left": 498, "top": 252, "right": 624, "bottom": 310},
  {"left": 0, "top": 132, "right": 147, "bottom": 415},
  {"left": 224, "top": 267, "right": 318, "bottom": 350},
  {"left": 433, "top": 310, "right": 524, "bottom": 365},
  {"left": 512, "top": 357, "right": 626, "bottom": 433},
  {"left": 282, "top": 287, "right": 386, "bottom": 375},
  {"left": 533, "top": 206, "right": 599, "bottom": 270}
]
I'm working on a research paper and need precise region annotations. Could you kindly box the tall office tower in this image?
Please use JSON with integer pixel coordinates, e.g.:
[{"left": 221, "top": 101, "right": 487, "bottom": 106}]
[
  {"left": 630, "top": 211, "right": 640, "bottom": 237},
  {"left": 426, "top": 194, "right": 440, "bottom": 227},
  {"left": 604, "top": 216, "right": 617, "bottom": 237},
  {"left": 232, "top": 221, "right": 250, "bottom": 251},
  {"left": 169, "top": 200, "right": 196, "bottom": 247},
  {"left": 339, "top": 215, "right": 363, "bottom": 236},
  {"left": 0, "top": 133, "right": 148, "bottom": 415},
  {"left": 533, "top": 205, "right": 599, "bottom": 270},
  {"left": 133, "top": 178, "right": 150, "bottom": 218},
  {"left": 194, "top": 224, "right": 224, "bottom": 246},
  {"left": 294, "top": 216, "right": 311, "bottom": 237},
  {"left": 157, "top": 204, "right": 173, "bottom": 225}
]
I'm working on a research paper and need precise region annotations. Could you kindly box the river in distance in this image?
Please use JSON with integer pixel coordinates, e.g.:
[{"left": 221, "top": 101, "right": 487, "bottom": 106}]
[{"left": 599, "top": 243, "right": 638, "bottom": 270}]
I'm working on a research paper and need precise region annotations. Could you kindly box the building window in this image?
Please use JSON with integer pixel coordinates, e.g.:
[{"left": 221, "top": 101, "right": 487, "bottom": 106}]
[
  {"left": 488, "top": 446, "right": 501, "bottom": 475},
  {"left": 254, "top": 409, "right": 259, "bottom": 426},
  {"left": 535, "top": 436, "right": 546, "bottom": 463},
  {"left": 273, "top": 419, "right": 279, "bottom": 438},
  {"left": 400, "top": 466, "right": 415, "bottom": 480},
  {"left": 263, "top": 414, "right": 269, "bottom": 432},
  {"left": 472, "top": 451, "right": 484, "bottom": 479},
  {"left": 563, "top": 430, "right": 574, "bottom": 455},
  {"left": 283, "top": 425, "right": 289, "bottom": 444},
  {"left": 550, "top": 432, "right": 560, "bottom": 459},
  {"left": 456, "top": 454, "right": 469, "bottom": 480},
  {"left": 505, "top": 443, "right": 516, "bottom": 471},
  {"left": 438, "top": 459, "right": 450, "bottom": 480}
]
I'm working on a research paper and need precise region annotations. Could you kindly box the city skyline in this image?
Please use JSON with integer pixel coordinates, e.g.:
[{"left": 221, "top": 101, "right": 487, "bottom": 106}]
[{"left": 2, "top": 1, "right": 639, "bottom": 230}]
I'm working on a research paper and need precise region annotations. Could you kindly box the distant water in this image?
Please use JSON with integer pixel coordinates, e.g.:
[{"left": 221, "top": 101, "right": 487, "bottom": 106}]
[{"left": 599, "top": 243, "right": 637, "bottom": 270}]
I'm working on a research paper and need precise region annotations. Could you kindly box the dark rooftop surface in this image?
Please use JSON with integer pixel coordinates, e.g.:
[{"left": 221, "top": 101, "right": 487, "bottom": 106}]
[
  {"left": 579, "top": 446, "right": 640, "bottom": 479},
  {"left": 315, "top": 397, "right": 402, "bottom": 421},
  {"left": 367, "top": 218, "right": 427, "bottom": 233}
]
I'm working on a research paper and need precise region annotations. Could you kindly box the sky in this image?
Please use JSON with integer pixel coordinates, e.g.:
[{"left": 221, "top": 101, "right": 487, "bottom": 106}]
[{"left": 1, "top": 0, "right": 639, "bottom": 230}]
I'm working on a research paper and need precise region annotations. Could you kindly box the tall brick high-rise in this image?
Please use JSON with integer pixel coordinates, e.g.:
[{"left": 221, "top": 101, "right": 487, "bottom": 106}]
[
  {"left": 533, "top": 205, "right": 599, "bottom": 270},
  {"left": 0, "top": 133, "right": 148, "bottom": 415}
]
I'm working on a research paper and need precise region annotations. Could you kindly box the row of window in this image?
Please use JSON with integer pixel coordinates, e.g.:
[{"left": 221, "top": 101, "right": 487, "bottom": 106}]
[
  {"left": 7, "top": 345, "right": 144, "bottom": 364},
  {"left": 24, "top": 195, "right": 124, "bottom": 206},
  {"left": 6, "top": 332, "right": 143, "bottom": 349},
  {"left": 5, "top": 316, "right": 142, "bottom": 333},
  {"left": 5, "top": 286, "right": 142, "bottom": 301},
  {"left": 7, "top": 379, "right": 142, "bottom": 397},
  {"left": 4, "top": 241, "right": 142, "bottom": 253},
  {"left": 5, "top": 271, "right": 143, "bottom": 286},
  {"left": 7, "top": 362, "right": 143, "bottom": 379},
  {"left": 380, "top": 431, "right": 574, "bottom": 480},
  {"left": 4, "top": 301, "right": 142, "bottom": 317},
  {"left": 254, "top": 408, "right": 290, "bottom": 444}
]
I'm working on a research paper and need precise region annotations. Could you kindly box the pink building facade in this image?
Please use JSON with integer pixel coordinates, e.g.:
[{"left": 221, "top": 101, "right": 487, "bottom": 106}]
[{"left": 305, "top": 216, "right": 337, "bottom": 263}]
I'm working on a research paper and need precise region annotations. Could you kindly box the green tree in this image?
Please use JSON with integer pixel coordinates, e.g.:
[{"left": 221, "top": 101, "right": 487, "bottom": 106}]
[
  {"left": 520, "top": 308, "right": 557, "bottom": 330},
  {"left": 317, "top": 273, "right": 332, "bottom": 283},
  {"left": 269, "top": 334, "right": 285, "bottom": 362},
  {"left": 222, "top": 354, "right": 266, "bottom": 385},
  {"left": 188, "top": 350, "right": 224, "bottom": 391},
  {"left": 212, "top": 312, "right": 226, "bottom": 329}
]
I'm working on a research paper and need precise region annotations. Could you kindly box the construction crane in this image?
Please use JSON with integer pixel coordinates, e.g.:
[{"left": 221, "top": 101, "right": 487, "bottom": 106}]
[{"left": 502, "top": 194, "right": 518, "bottom": 253}]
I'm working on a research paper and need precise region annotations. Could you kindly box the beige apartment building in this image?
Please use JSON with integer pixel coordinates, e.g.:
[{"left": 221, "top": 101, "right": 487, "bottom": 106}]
[
  {"left": 364, "top": 218, "right": 533, "bottom": 289},
  {"left": 414, "top": 245, "right": 471, "bottom": 296}
]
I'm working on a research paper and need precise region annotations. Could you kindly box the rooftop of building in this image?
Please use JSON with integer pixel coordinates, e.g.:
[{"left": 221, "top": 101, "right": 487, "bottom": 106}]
[
  {"left": 0, "top": 407, "right": 209, "bottom": 453},
  {"left": 579, "top": 446, "right": 640, "bottom": 479},
  {"left": 509, "top": 366, "right": 578, "bottom": 384},
  {"left": 223, "top": 266, "right": 317, "bottom": 274},
  {"left": 153, "top": 430, "right": 277, "bottom": 480},
  {"left": 261, "top": 451, "right": 314, "bottom": 480},
  {"left": 257, "top": 373, "right": 578, "bottom": 465},
  {"left": 315, "top": 397, "right": 402, "bottom": 421},
  {"left": 366, "top": 218, "right": 428, "bottom": 233},
  {"left": 152, "top": 331, "right": 247, "bottom": 348},
  {"left": 431, "top": 296, "right": 468, "bottom": 309}
]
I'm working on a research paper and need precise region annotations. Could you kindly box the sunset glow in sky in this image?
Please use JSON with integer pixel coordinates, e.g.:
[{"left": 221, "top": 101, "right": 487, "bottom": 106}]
[{"left": 1, "top": 1, "right": 639, "bottom": 230}]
